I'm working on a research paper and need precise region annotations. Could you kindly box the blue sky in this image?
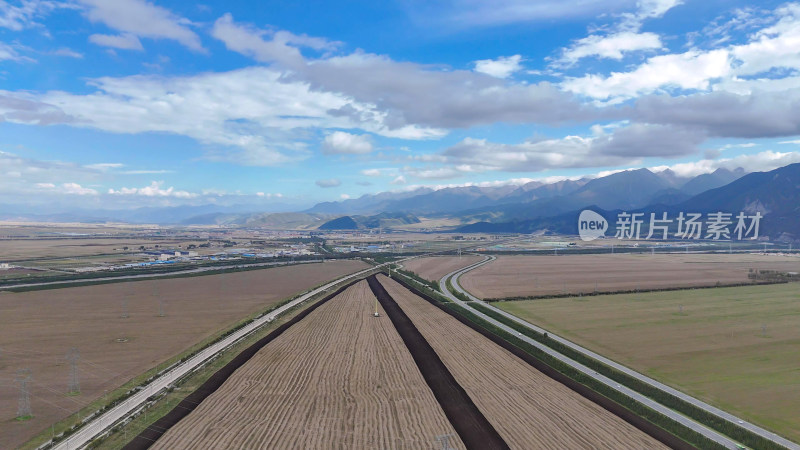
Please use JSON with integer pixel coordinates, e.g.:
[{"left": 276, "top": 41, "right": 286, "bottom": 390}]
[{"left": 2, "top": 0, "right": 800, "bottom": 210}]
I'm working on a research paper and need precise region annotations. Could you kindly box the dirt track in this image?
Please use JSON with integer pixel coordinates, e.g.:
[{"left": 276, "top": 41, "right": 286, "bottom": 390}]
[
  {"left": 379, "top": 275, "right": 668, "bottom": 449},
  {"left": 151, "top": 281, "right": 464, "bottom": 449}
]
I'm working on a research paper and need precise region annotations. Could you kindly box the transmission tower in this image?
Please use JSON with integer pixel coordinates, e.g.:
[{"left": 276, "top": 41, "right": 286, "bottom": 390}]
[
  {"left": 67, "top": 347, "right": 80, "bottom": 395},
  {"left": 121, "top": 295, "right": 129, "bottom": 318},
  {"left": 155, "top": 283, "right": 165, "bottom": 317},
  {"left": 16, "top": 368, "right": 32, "bottom": 419},
  {"left": 435, "top": 434, "right": 454, "bottom": 450}
]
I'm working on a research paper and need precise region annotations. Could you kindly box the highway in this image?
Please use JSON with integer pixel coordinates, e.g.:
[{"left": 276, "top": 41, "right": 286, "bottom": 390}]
[
  {"left": 0, "top": 259, "right": 327, "bottom": 291},
  {"left": 442, "top": 255, "right": 799, "bottom": 450},
  {"left": 50, "top": 262, "right": 387, "bottom": 450}
]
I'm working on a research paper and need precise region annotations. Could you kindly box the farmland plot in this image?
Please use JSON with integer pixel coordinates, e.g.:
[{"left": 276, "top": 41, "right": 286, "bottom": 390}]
[
  {"left": 460, "top": 253, "right": 800, "bottom": 299},
  {"left": 378, "top": 275, "right": 667, "bottom": 449},
  {"left": 152, "top": 281, "right": 463, "bottom": 449},
  {"left": 0, "top": 260, "right": 368, "bottom": 450},
  {"left": 402, "top": 255, "right": 483, "bottom": 281}
]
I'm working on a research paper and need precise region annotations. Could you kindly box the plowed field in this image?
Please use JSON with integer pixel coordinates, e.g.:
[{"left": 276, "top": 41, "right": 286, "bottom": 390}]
[
  {"left": 402, "top": 255, "right": 483, "bottom": 281},
  {"left": 152, "top": 281, "right": 463, "bottom": 449},
  {"left": 379, "top": 275, "right": 667, "bottom": 449},
  {"left": 0, "top": 260, "right": 368, "bottom": 450},
  {"left": 460, "top": 254, "right": 800, "bottom": 299}
]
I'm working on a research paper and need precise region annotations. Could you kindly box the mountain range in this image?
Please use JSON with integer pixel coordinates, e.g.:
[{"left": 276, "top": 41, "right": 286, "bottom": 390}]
[
  {"left": 458, "top": 164, "right": 800, "bottom": 241},
  {"left": 7, "top": 163, "right": 798, "bottom": 241}
]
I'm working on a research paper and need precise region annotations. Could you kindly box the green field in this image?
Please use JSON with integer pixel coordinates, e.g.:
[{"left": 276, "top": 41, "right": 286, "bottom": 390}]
[{"left": 493, "top": 283, "right": 800, "bottom": 442}]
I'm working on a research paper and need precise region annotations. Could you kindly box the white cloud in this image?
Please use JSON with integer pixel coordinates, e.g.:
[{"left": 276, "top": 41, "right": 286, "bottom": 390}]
[
  {"left": 550, "top": 0, "right": 678, "bottom": 68},
  {"left": 89, "top": 33, "right": 144, "bottom": 51},
  {"left": 435, "top": 123, "right": 704, "bottom": 174},
  {"left": 78, "top": 0, "right": 204, "bottom": 52},
  {"left": 108, "top": 181, "right": 197, "bottom": 198},
  {"left": 1, "top": 60, "right": 459, "bottom": 165},
  {"left": 315, "top": 178, "right": 341, "bottom": 188},
  {"left": 557, "top": 32, "right": 661, "bottom": 66},
  {"left": 0, "top": 0, "right": 71, "bottom": 31},
  {"left": 360, "top": 168, "right": 382, "bottom": 177},
  {"left": 211, "top": 13, "right": 336, "bottom": 68},
  {"left": 730, "top": 3, "right": 800, "bottom": 77},
  {"left": 0, "top": 151, "right": 107, "bottom": 197},
  {"left": 322, "top": 131, "right": 374, "bottom": 154},
  {"left": 650, "top": 150, "right": 800, "bottom": 178},
  {"left": 473, "top": 55, "right": 523, "bottom": 78},
  {"left": 62, "top": 182, "right": 98, "bottom": 195},
  {"left": 562, "top": 49, "right": 730, "bottom": 101},
  {"left": 36, "top": 68, "right": 358, "bottom": 166},
  {"left": 31, "top": 181, "right": 99, "bottom": 196},
  {"left": 120, "top": 169, "right": 173, "bottom": 174},
  {"left": 0, "top": 91, "right": 72, "bottom": 124},
  {"left": 620, "top": 0, "right": 683, "bottom": 30},
  {"left": 85, "top": 162, "right": 124, "bottom": 171},
  {"left": 212, "top": 15, "right": 589, "bottom": 131},
  {"left": 560, "top": 4, "right": 800, "bottom": 103},
  {"left": 256, "top": 192, "right": 283, "bottom": 198},
  {"left": 390, "top": 175, "right": 406, "bottom": 185},
  {"left": 52, "top": 47, "right": 84, "bottom": 58},
  {"left": 403, "top": 167, "right": 465, "bottom": 179},
  {"left": 0, "top": 42, "right": 24, "bottom": 61},
  {"left": 779, "top": 140, "right": 800, "bottom": 145},
  {"left": 340, "top": 193, "right": 350, "bottom": 199}
]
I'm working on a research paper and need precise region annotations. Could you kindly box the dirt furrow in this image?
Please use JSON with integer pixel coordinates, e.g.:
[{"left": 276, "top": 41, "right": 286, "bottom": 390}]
[
  {"left": 150, "top": 281, "right": 463, "bottom": 449},
  {"left": 379, "top": 274, "right": 669, "bottom": 450}
]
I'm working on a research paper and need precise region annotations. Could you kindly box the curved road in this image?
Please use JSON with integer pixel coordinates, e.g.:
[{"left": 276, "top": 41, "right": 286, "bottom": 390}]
[{"left": 442, "top": 255, "right": 798, "bottom": 450}]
